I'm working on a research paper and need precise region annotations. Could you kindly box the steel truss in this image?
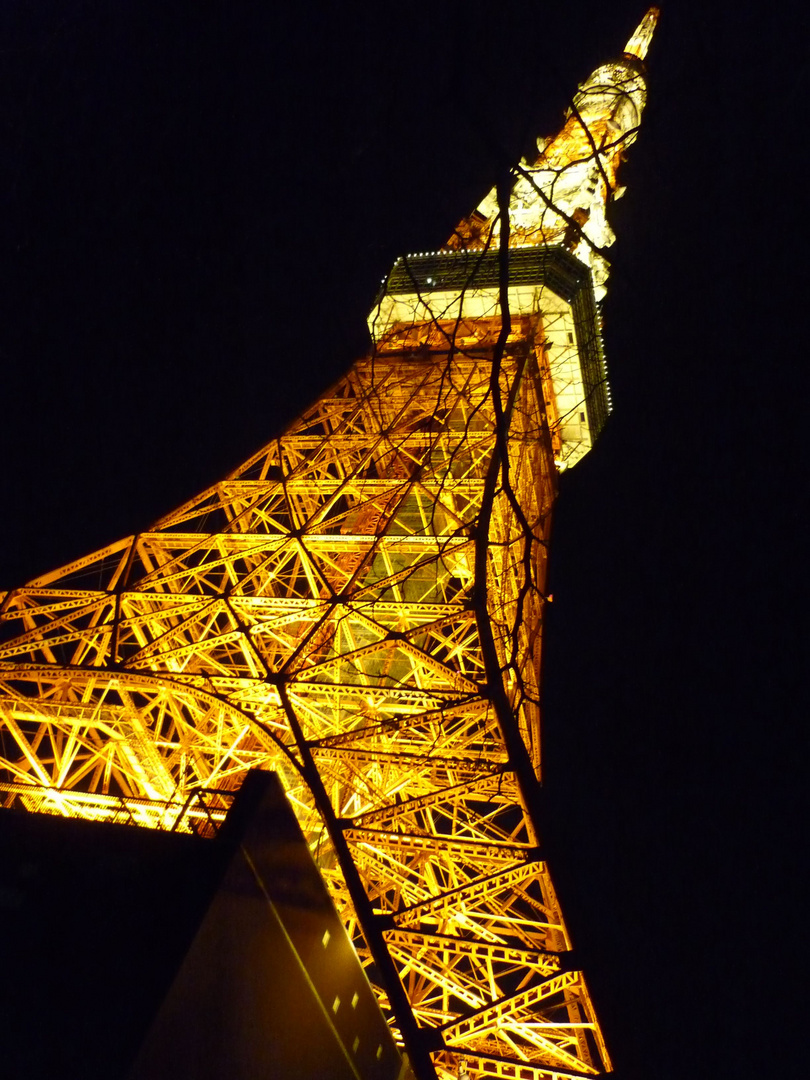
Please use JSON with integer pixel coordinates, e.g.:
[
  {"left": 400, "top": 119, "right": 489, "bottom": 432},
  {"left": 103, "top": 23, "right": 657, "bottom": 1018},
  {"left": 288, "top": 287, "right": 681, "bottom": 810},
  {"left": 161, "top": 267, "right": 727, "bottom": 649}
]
[{"left": 0, "top": 333, "right": 608, "bottom": 1078}]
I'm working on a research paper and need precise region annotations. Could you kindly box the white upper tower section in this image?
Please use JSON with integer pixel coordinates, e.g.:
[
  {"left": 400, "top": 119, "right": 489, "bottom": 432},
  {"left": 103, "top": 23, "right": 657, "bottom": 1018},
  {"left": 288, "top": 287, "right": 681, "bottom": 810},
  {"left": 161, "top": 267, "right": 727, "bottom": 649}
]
[{"left": 446, "top": 8, "right": 659, "bottom": 302}]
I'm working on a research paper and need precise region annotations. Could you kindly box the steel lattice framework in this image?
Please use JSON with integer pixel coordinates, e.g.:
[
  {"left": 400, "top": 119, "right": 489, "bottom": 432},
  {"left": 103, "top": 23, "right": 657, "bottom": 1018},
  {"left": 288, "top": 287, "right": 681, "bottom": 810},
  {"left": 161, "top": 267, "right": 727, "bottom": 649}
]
[{"left": 0, "top": 11, "right": 657, "bottom": 1080}]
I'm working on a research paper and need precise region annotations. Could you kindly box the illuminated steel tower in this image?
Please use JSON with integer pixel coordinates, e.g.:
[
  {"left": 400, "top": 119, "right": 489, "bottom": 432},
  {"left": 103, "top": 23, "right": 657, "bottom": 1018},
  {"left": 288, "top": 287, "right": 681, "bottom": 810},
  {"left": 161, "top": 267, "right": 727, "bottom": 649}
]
[{"left": 0, "top": 11, "right": 657, "bottom": 1080}]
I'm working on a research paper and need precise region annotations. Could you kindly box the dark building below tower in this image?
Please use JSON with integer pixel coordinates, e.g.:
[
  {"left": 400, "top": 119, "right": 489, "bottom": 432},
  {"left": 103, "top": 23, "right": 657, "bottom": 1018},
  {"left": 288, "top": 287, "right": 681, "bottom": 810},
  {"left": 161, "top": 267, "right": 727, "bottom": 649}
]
[{"left": 0, "top": 771, "right": 407, "bottom": 1080}]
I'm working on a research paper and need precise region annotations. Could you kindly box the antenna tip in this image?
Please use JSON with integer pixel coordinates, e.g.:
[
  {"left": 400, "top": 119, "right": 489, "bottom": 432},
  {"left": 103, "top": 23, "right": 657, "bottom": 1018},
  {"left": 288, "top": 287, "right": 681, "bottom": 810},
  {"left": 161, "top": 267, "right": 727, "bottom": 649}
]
[{"left": 624, "top": 6, "right": 660, "bottom": 61}]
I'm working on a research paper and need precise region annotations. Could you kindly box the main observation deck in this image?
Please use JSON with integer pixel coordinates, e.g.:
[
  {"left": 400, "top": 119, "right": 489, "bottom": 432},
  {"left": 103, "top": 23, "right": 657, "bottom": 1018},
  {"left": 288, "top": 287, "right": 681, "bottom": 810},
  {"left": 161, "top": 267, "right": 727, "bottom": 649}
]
[{"left": 368, "top": 245, "right": 610, "bottom": 469}]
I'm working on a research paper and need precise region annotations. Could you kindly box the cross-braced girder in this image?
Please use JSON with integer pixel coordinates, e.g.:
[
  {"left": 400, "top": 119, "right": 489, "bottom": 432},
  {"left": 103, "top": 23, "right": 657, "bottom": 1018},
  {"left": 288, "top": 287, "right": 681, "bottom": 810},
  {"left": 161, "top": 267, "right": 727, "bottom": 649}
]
[{"left": 0, "top": 337, "right": 608, "bottom": 1079}]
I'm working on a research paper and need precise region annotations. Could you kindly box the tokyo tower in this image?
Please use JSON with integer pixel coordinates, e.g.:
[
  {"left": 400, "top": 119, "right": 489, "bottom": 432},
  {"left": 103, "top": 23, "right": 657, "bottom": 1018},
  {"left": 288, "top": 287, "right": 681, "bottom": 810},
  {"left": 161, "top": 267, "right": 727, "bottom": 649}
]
[{"left": 0, "top": 10, "right": 658, "bottom": 1079}]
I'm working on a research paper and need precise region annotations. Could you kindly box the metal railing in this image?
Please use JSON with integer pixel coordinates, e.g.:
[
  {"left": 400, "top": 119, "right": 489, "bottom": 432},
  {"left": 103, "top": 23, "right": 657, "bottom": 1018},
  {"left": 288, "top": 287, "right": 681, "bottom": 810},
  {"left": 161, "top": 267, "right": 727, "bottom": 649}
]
[{"left": 0, "top": 780, "right": 236, "bottom": 838}]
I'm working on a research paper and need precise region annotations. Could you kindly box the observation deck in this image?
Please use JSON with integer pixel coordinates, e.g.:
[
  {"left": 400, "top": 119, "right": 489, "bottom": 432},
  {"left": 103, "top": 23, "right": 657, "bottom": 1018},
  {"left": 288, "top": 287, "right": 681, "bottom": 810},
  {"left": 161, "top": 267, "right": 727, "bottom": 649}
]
[{"left": 368, "top": 245, "right": 610, "bottom": 469}]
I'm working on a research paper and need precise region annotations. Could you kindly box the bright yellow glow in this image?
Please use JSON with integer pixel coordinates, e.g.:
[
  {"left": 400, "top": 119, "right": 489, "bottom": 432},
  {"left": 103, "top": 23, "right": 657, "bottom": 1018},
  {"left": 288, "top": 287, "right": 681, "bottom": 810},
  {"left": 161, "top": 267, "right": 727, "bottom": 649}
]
[{"left": 625, "top": 7, "right": 660, "bottom": 61}]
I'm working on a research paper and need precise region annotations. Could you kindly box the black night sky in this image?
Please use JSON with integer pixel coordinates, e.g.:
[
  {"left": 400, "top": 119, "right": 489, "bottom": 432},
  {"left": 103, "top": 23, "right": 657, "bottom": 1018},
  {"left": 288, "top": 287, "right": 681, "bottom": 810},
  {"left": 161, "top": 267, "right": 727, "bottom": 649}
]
[{"left": 1, "top": 3, "right": 807, "bottom": 1078}]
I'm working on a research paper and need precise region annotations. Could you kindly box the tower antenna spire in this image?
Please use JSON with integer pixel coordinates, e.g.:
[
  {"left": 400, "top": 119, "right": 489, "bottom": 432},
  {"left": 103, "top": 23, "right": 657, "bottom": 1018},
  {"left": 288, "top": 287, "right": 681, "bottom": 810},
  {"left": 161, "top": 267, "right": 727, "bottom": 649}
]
[
  {"left": 624, "top": 6, "right": 660, "bottom": 61},
  {"left": 446, "top": 7, "right": 659, "bottom": 302}
]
